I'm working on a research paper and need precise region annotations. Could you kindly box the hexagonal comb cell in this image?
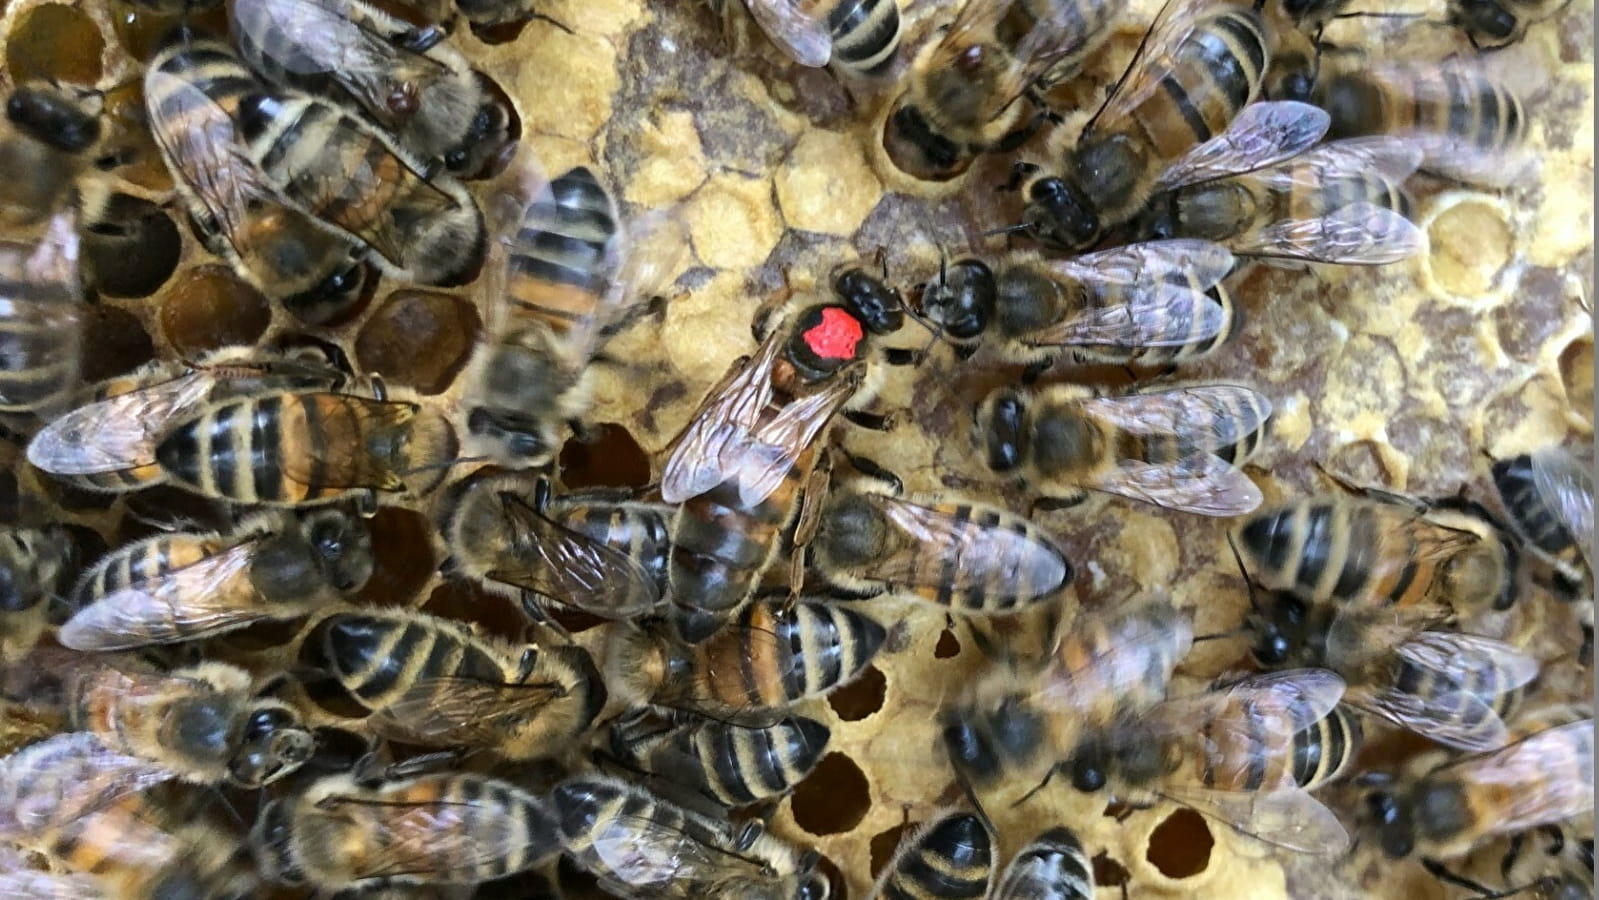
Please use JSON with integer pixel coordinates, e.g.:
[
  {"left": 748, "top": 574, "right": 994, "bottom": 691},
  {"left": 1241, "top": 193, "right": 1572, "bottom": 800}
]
[
  {"left": 355, "top": 289, "right": 480, "bottom": 393},
  {"left": 350, "top": 507, "right": 437, "bottom": 608},
  {"left": 84, "top": 195, "right": 182, "bottom": 299},
  {"left": 827, "top": 663, "right": 886, "bottom": 721},
  {"left": 558, "top": 422, "right": 651, "bottom": 489},
  {"left": 159, "top": 265, "right": 272, "bottom": 356},
  {"left": 6, "top": 3, "right": 102, "bottom": 84},
  {"left": 1145, "top": 808, "right": 1213, "bottom": 879},
  {"left": 791, "top": 752, "right": 871, "bottom": 836}
]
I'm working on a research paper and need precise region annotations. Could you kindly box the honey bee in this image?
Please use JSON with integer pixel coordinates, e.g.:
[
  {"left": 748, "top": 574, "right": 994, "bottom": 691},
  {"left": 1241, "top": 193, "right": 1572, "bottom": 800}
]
[
  {"left": 809, "top": 471, "right": 1073, "bottom": 614},
  {"left": 660, "top": 267, "right": 907, "bottom": 641},
  {"left": 1133, "top": 136, "right": 1425, "bottom": 266},
  {"left": 301, "top": 608, "right": 605, "bottom": 759},
  {"left": 1241, "top": 558, "right": 1540, "bottom": 751},
  {"left": 234, "top": 82, "right": 485, "bottom": 286},
  {"left": 145, "top": 38, "right": 369, "bottom": 326},
  {"left": 231, "top": 0, "right": 510, "bottom": 177},
  {"left": 1491, "top": 446, "right": 1593, "bottom": 661},
  {"left": 1306, "top": 57, "right": 1531, "bottom": 187},
  {"left": 153, "top": 383, "right": 455, "bottom": 510},
  {"left": 974, "top": 382, "right": 1272, "bottom": 516},
  {"left": 0, "top": 525, "right": 74, "bottom": 662},
  {"left": 27, "top": 344, "right": 356, "bottom": 493},
  {"left": 1445, "top": 815, "right": 1594, "bottom": 900},
  {"left": 917, "top": 239, "right": 1240, "bottom": 374},
  {"left": 0, "top": 211, "right": 82, "bottom": 417},
  {"left": 551, "top": 774, "right": 831, "bottom": 899},
  {"left": 0, "top": 83, "right": 119, "bottom": 228},
  {"left": 711, "top": 0, "right": 903, "bottom": 78},
  {"left": 606, "top": 598, "right": 887, "bottom": 724},
  {"left": 1449, "top": 0, "right": 1569, "bottom": 48},
  {"left": 443, "top": 471, "right": 673, "bottom": 624},
  {"left": 993, "top": 826, "right": 1094, "bottom": 900},
  {"left": 59, "top": 509, "right": 374, "bottom": 651},
  {"left": 879, "top": 0, "right": 1122, "bottom": 183},
  {"left": 0, "top": 844, "right": 104, "bottom": 899},
  {"left": 5, "top": 649, "right": 315, "bottom": 788},
  {"left": 944, "top": 592, "right": 1193, "bottom": 790},
  {"left": 1061, "top": 668, "right": 1351, "bottom": 852},
  {"left": 464, "top": 163, "right": 683, "bottom": 468},
  {"left": 1017, "top": 0, "right": 1296, "bottom": 250},
  {"left": 872, "top": 810, "right": 995, "bottom": 900},
  {"left": 1287, "top": 703, "right": 1363, "bottom": 792},
  {"left": 254, "top": 768, "right": 561, "bottom": 892},
  {"left": 1361, "top": 709, "right": 1595, "bottom": 861},
  {"left": 1234, "top": 491, "right": 1524, "bottom": 630},
  {"left": 609, "top": 709, "right": 832, "bottom": 807}
]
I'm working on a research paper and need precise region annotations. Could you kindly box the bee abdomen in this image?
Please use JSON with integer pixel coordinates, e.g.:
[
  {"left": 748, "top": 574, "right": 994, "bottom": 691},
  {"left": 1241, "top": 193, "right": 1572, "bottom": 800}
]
[
  {"left": 1292, "top": 704, "right": 1362, "bottom": 790},
  {"left": 690, "top": 715, "right": 832, "bottom": 805},
  {"left": 995, "top": 826, "right": 1093, "bottom": 900},
  {"left": 509, "top": 167, "right": 616, "bottom": 325},
  {"left": 880, "top": 812, "right": 995, "bottom": 900},
  {"left": 829, "top": 0, "right": 902, "bottom": 77}
]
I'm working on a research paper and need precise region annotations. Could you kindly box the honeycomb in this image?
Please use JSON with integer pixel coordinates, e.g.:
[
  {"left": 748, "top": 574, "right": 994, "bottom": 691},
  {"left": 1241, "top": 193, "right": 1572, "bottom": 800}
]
[{"left": 0, "top": 0, "right": 1592, "bottom": 896}]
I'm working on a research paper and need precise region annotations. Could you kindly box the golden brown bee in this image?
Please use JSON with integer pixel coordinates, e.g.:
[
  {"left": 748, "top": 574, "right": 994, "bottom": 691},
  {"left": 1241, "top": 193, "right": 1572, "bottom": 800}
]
[
  {"left": 1449, "top": 0, "right": 1569, "bottom": 48},
  {"left": 1361, "top": 709, "right": 1595, "bottom": 861},
  {"left": 994, "top": 826, "right": 1094, "bottom": 900},
  {"left": 233, "top": 80, "right": 484, "bottom": 286},
  {"left": 0, "top": 83, "right": 120, "bottom": 229},
  {"left": 917, "top": 239, "right": 1240, "bottom": 374},
  {"left": 944, "top": 592, "right": 1194, "bottom": 789},
  {"left": 609, "top": 709, "right": 831, "bottom": 807},
  {"left": 145, "top": 38, "right": 369, "bottom": 326},
  {"left": 59, "top": 509, "right": 373, "bottom": 651},
  {"left": 1306, "top": 57, "right": 1531, "bottom": 187},
  {"left": 1234, "top": 491, "right": 1524, "bottom": 629},
  {"left": 253, "top": 768, "right": 561, "bottom": 892},
  {"left": 152, "top": 382, "right": 454, "bottom": 510},
  {"left": 0, "top": 525, "right": 74, "bottom": 662},
  {"left": 809, "top": 472, "right": 1073, "bottom": 614},
  {"left": 0, "top": 211, "right": 82, "bottom": 417},
  {"left": 464, "top": 163, "right": 683, "bottom": 468},
  {"left": 1060, "top": 668, "right": 1351, "bottom": 853},
  {"left": 27, "top": 344, "right": 356, "bottom": 493},
  {"left": 873, "top": 810, "right": 995, "bottom": 900},
  {"left": 0, "top": 732, "right": 258, "bottom": 898},
  {"left": 231, "top": 0, "right": 510, "bottom": 177},
  {"left": 660, "top": 268, "right": 906, "bottom": 641},
  {"left": 443, "top": 471, "right": 673, "bottom": 624},
  {"left": 711, "top": 0, "right": 903, "bottom": 78},
  {"left": 1018, "top": 0, "right": 1288, "bottom": 249},
  {"left": 301, "top": 608, "right": 605, "bottom": 759},
  {"left": 606, "top": 598, "right": 887, "bottom": 724},
  {"left": 1133, "top": 136, "right": 1425, "bottom": 266},
  {"left": 1491, "top": 446, "right": 1594, "bottom": 661},
  {"left": 551, "top": 774, "right": 831, "bottom": 899},
  {"left": 5, "top": 649, "right": 315, "bottom": 788},
  {"left": 1286, "top": 702, "right": 1363, "bottom": 793},
  {"left": 879, "top": 0, "right": 1122, "bottom": 183},
  {"left": 975, "top": 381, "right": 1272, "bottom": 516}
]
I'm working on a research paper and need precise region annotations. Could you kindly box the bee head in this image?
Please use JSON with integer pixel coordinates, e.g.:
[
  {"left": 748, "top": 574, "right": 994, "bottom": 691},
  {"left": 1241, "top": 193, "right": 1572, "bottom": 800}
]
[
  {"left": 920, "top": 259, "right": 994, "bottom": 342},
  {"left": 304, "top": 510, "right": 375, "bottom": 593},
  {"left": 978, "top": 389, "right": 1028, "bottom": 474},
  {"left": 1248, "top": 590, "right": 1312, "bottom": 667},
  {"left": 230, "top": 703, "right": 315, "bottom": 788},
  {"left": 6, "top": 85, "right": 100, "bottom": 153},
  {"left": 787, "top": 304, "right": 868, "bottom": 382},
  {"left": 834, "top": 267, "right": 904, "bottom": 336},
  {"left": 1023, "top": 177, "right": 1099, "bottom": 250},
  {"left": 1363, "top": 783, "right": 1415, "bottom": 858}
]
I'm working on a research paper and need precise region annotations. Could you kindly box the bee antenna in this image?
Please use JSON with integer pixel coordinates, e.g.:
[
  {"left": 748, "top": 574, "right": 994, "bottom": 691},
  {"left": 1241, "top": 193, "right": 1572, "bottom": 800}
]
[
  {"left": 1225, "top": 532, "right": 1264, "bottom": 615},
  {"left": 982, "top": 223, "right": 1032, "bottom": 239}
]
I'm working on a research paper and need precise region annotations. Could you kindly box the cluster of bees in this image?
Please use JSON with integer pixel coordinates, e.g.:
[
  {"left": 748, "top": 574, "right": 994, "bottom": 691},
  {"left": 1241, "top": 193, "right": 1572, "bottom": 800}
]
[{"left": 0, "top": 0, "right": 1589, "bottom": 895}]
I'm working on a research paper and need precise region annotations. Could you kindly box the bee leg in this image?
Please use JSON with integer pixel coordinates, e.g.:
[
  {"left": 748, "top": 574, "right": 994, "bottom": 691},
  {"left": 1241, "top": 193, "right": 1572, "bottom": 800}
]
[
  {"left": 1420, "top": 857, "right": 1511, "bottom": 897},
  {"left": 1012, "top": 766, "right": 1059, "bottom": 807},
  {"left": 752, "top": 267, "right": 799, "bottom": 342},
  {"left": 842, "top": 452, "right": 902, "bottom": 494},
  {"left": 954, "top": 343, "right": 980, "bottom": 361},
  {"left": 844, "top": 409, "right": 897, "bottom": 431},
  {"left": 883, "top": 347, "right": 921, "bottom": 366},
  {"left": 398, "top": 24, "right": 448, "bottom": 52},
  {"left": 1020, "top": 359, "right": 1053, "bottom": 385},
  {"left": 356, "top": 490, "right": 379, "bottom": 518},
  {"left": 1030, "top": 494, "right": 1087, "bottom": 516}
]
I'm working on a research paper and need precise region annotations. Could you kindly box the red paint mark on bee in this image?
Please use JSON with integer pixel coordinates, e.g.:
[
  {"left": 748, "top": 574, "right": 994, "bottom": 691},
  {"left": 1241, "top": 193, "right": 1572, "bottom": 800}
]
[{"left": 804, "top": 307, "right": 865, "bottom": 360}]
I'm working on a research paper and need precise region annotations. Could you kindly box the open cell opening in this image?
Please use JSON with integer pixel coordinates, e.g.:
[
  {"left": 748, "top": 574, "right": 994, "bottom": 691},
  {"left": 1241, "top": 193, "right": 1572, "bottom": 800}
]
[{"left": 790, "top": 751, "right": 871, "bottom": 836}]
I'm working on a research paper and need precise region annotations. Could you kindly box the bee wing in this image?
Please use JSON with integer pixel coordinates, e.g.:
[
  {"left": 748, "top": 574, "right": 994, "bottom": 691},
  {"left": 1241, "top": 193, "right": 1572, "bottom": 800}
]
[
  {"left": 143, "top": 70, "right": 275, "bottom": 263},
  {"left": 0, "top": 857, "right": 108, "bottom": 899},
  {"left": 495, "top": 493, "right": 661, "bottom": 618},
  {"left": 1438, "top": 720, "right": 1596, "bottom": 835},
  {"left": 364, "top": 675, "right": 568, "bottom": 747},
  {"left": 1230, "top": 201, "right": 1423, "bottom": 265},
  {"left": 1531, "top": 446, "right": 1594, "bottom": 566},
  {"left": 1089, "top": 453, "right": 1263, "bottom": 516},
  {"left": 26, "top": 370, "right": 213, "bottom": 475},
  {"left": 1157, "top": 785, "right": 1351, "bottom": 854},
  {"left": 563, "top": 203, "right": 687, "bottom": 372},
  {"left": 1033, "top": 597, "right": 1193, "bottom": 715},
  {"left": 0, "top": 732, "right": 176, "bottom": 838},
  {"left": 934, "top": 0, "right": 1109, "bottom": 108},
  {"left": 745, "top": 0, "right": 835, "bottom": 67},
  {"left": 56, "top": 540, "right": 275, "bottom": 651},
  {"left": 1031, "top": 280, "right": 1229, "bottom": 349},
  {"left": 1085, "top": 0, "right": 1209, "bottom": 133},
  {"left": 1082, "top": 384, "right": 1271, "bottom": 449},
  {"left": 1346, "top": 631, "right": 1539, "bottom": 752},
  {"left": 869, "top": 494, "right": 1071, "bottom": 596},
  {"left": 1151, "top": 668, "right": 1347, "bottom": 788},
  {"left": 311, "top": 789, "right": 555, "bottom": 880},
  {"left": 1048, "top": 239, "right": 1236, "bottom": 288},
  {"left": 231, "top": 0, "right": 445, "bottom": 108},
  {"left": 584, "top": 809, "right": 743, "bottom": 896},
  {"left": 1153, "top": 101, "right": 1331, "bottom": 192},
  {"left": 1278, "top": 136, "right": 1425, "bottom": 182},
  {"left": 661, "top": 334, "right": 858, "bottom": 506}
]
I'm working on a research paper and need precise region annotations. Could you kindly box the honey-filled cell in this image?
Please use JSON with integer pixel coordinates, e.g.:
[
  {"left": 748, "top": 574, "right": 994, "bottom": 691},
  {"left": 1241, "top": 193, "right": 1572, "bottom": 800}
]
[
  {"left": 77, "top": 303, "right": 154, "bottom": 384},
  {"left": 107, "top": 0, "right": 226, "bottom": 66},
  {"left": 159, "top": 264, "right": 272, "bottom": 356},
  {"left": 5, "top": 3, "right": 102, "bottom": 85},
  {"left": 349, "top": 506, "right": 437, "bottom": 608},
  {"left": 354, "top": 289, "right": 480, "bottom": 394},
  {"left": 558, "top": 422, "right": 650, "bottom": 489}
]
